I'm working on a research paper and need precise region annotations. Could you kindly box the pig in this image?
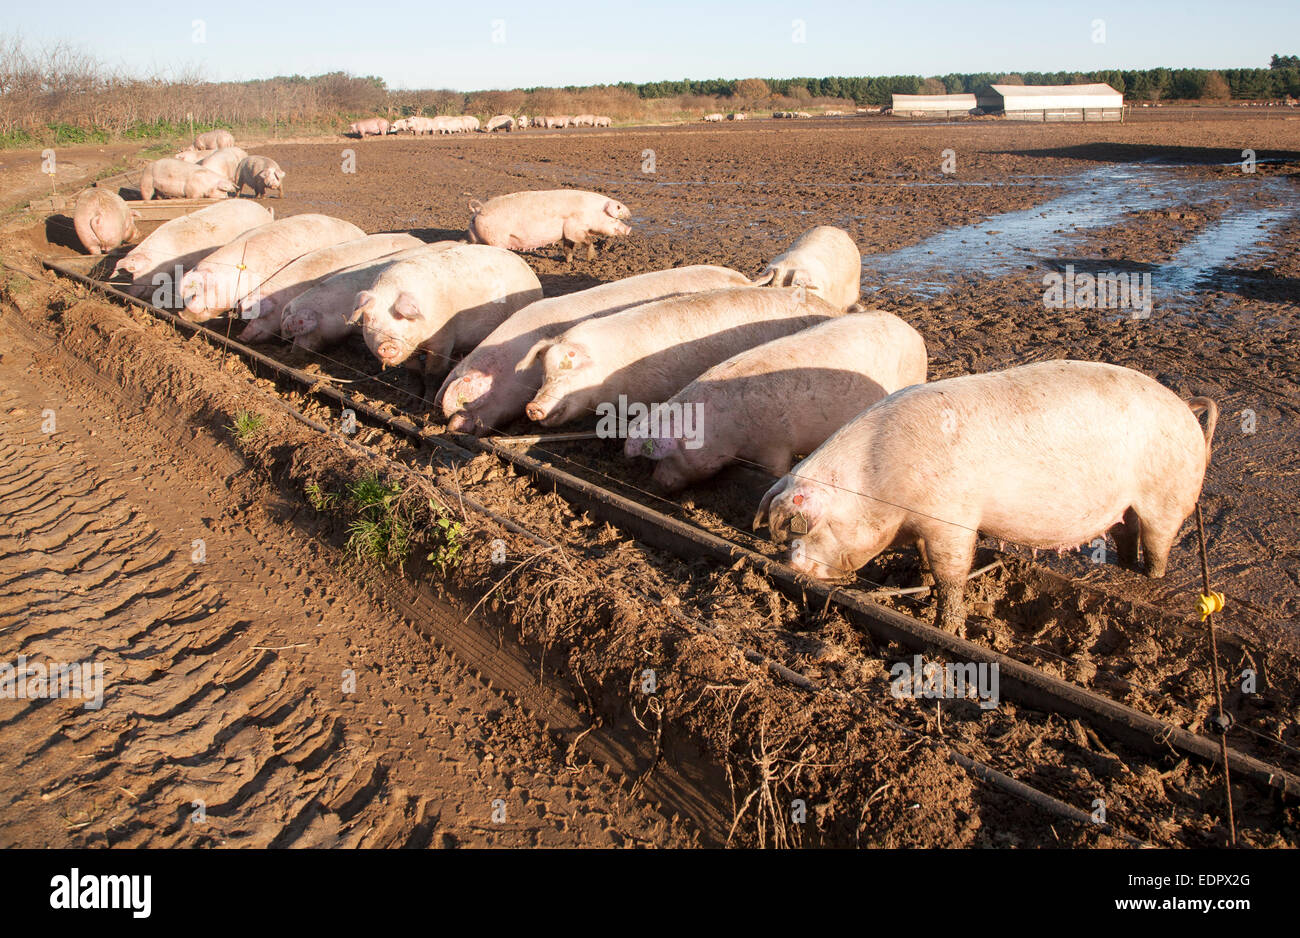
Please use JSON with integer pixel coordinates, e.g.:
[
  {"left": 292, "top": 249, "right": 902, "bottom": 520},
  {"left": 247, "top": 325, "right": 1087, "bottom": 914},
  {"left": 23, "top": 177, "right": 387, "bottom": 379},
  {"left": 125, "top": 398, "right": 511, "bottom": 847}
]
[
  {"left": 438, "top": 265, "right": 755, "bottom": 435},
  {"left": 280, "top": 242, "right": 460, "bottom": 351},
  {"left": 593, "top": 116, "right": 612, "bottom": 127},
  {"left": 755, "top": 226, "right": 861, "bottom": 311},
  {"left": 524, "top": 286, "right": 841, "bottom": 427},
  {"left": 194, "top": 130, "right": 236, "bottom": 151},
  {"left": 753, "top": 360, "right": 1218, "bottom": 632},
  {"left": 174, "top": 147, "right": 202, "bottom": 163},
  {"left": 112, "top": 200, "right": 273, "bottom": 298},
  {"left": 196, "top": 147, "right": 249, "bottom": 183},
  {"left": 517, "top": 115, "right": 531, "bottom": 129},
  {"left": 349, "top": 244, "right": 543, "bottom": 387},
  {"left": 467, "top": 189, "right": 632, "bottom": 262},
  {"left": 235, "top": 156, "right": 286, "bottom": 198},
  {"left": 410, "top": 116, "right": 437, "bottom": 135},
  {"left": 390, "top": 118, "right": 411, "bottom": 133},
  {"left": 487, "top": 114, "right": 515, "bottom": 132},
  {"left": 349, "top": 117, "right": 391, "bottom": 138},
  {"left": 178, "top": 214, "right": 365, "bottom": 321},
  {"left": 728, "top": 113, "right": 747, "bottom": 121},
  {"left": 73, "top": 188, "right": 141, "bottom": 255},
  {"left": 236, "top": 232, "right": 424, "bottom": 343},
  {"left": 462, "top": 116, "right": 482, "bottom": 132},
  {"left": 626, "top": 311, "right": 927, "bottom": 490},
  {"left": 139, "top": 158, "right": 237, "bottom": 200},
  {"left": 572, "top": 114, "right": 595, "bottom": 127},
  {"left": 702, "top": 113, "right": 724, "bottom": 122}
]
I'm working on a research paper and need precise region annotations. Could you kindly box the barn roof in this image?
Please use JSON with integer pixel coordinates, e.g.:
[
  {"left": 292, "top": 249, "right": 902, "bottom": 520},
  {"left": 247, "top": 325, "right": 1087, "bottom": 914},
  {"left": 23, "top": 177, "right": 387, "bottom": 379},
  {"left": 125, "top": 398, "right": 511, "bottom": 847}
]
[
  {"left": 990, "top": 83, "right": 1123, "bottom": 108},
  {"left": 890, "top": 93, "right": 978, "bottom": 110}
]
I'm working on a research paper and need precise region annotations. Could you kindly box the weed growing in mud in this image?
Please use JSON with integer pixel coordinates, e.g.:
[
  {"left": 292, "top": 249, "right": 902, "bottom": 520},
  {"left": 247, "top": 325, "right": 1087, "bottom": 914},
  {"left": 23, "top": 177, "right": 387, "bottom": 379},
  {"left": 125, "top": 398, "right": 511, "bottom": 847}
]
[
  {"left": 305, "top": 474, "right": 464, "bottom": 575},
  {"left": 344, "top": 474, "right": 412, "bottom": 566},
  {"left": 228, "top": 410, "right": 266, "bottom": 442},
  {"left": 426, "top": 503, "right": 464, "bottom": 573},
  {"left": 305, "top": 482, "right": 340, "bottom": 511}
]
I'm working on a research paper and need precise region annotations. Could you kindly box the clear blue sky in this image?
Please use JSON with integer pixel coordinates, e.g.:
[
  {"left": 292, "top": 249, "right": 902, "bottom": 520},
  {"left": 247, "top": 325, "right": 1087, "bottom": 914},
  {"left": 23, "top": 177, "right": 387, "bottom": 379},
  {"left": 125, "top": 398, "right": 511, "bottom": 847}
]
[{"left": 11, "top": 0, "right": 1294, "bottom": 90}]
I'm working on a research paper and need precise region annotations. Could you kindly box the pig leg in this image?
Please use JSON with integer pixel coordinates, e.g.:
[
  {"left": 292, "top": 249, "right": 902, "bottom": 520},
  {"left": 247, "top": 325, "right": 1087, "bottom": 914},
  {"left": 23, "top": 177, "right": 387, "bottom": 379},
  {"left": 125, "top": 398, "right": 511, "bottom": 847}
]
[
  {"left": 914, "top": 537, "right": 935, "bottom": 587},
  {"left": 923, "top": 530, "right": 977, "bottom": 633},
  {"left": 561, "top": 238, "right": 575, "bottom": 263},
  {"left": 586, "top": 241, "right": 596, "bottom": 261},
  {"left": 1136, "top": 511, "right": 1181, "bottom": 579},
  {"left": 1111, "top": 508, "right": 1141, "bottom": 569}
]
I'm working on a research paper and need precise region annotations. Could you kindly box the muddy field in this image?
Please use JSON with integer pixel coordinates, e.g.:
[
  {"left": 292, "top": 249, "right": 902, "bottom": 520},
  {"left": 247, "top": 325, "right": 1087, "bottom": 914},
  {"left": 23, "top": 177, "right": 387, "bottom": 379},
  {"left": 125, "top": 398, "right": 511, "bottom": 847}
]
[{"left": 4, "top": 110, "right": 1300, "bottom": 848}]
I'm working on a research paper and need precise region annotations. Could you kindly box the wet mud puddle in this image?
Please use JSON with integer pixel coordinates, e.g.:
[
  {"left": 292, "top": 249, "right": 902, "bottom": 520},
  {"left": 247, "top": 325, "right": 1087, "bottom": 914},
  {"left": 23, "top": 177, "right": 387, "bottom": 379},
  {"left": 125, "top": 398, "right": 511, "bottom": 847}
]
[{"left": 859, "top": 163, "right": 1296, "bottom": 310}]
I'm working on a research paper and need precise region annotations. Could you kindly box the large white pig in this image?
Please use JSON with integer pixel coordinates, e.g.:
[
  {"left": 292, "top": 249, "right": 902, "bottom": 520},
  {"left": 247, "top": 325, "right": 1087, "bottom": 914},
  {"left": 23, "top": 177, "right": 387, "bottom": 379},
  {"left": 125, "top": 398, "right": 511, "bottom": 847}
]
[
  {"left": 235, "top": 156, "right": 285, "bottom": 198},
  {"left": 112, "top": 200, "right": 273, "bottom": 298},
  {"left": 196, "top": 147, "right": 249, "bottom": 183},
  {"left": 438, "top": 265, "right": 755, "bottom": 434},
  {"left": 73, "top": 188, "right": 140, "bottom": 255},
  {"left": 139, "top": 158, "right": 236, "bottom": 200},
  {"left": 194, "top": 129, "right": 236, "bottom": 151},
  {"left": 178, "top": 214, "right": 364, "bottom": 321},
  {"left": 626, "top": 311, "right": 927, "bottom": 490},
  {"left": 756, "top": 226, "right": 861, "bottom": 310},
  {"left": 753, "top": 360, "right": 1218, "bottom": 631},
  {"left": 279, "top": 242, "right": 459, "bottom": 351},
  {"left": 236, "top": 232, "right": 424, "bottom": 342},
  {"left": 348, "top": 244, "right": 542, "bottom": 385},
  {"left": 524, "top": 287, "right": 841, "bottom": 427},
  {"left": 467, "top": 189, "right": 632, "bottom": 262},
  {"left": 349, "top": 117, "right": 391, "bottom": 138}
]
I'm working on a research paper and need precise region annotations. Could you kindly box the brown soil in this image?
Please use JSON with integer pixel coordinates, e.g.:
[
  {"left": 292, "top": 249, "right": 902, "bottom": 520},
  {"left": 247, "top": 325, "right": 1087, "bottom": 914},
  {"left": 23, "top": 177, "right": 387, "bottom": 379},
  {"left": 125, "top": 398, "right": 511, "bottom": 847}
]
[{"left": 3, "top": 110, "right": 1299, "bottom": 848}]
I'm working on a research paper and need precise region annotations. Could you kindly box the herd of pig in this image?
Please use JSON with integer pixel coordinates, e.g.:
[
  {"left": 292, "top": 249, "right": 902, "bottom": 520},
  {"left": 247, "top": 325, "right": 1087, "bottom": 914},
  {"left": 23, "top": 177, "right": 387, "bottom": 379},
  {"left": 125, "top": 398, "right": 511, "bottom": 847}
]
[
  {"left": 349, "top": 114, "right": 612, "bottom": 137},
  {"left": 72, "top": 129, "right": 285, "bottom": 256},
  {"left": 91, "top": 183, "right": 1217, "bottom": 632}
]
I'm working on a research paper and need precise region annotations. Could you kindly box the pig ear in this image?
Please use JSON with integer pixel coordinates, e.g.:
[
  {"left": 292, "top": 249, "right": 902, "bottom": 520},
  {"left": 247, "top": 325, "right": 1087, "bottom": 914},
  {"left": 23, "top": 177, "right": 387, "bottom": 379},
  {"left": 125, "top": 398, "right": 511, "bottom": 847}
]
[
  {"left": 750, "top": 269, "right": 777, "bottom": 287},
  {"left": 753, "top": 478, "right": 789, "bottom": 531},
  {"left": 769, "top": 482, "right": 826, "bottom": 537},
  {"left": 393, "top": 291, "right": 422, "bottom": 320},
  {"left": 549, "top": 342, "right": 588, "bottom": 372},
  {"left": 348, "top": 291, "right": 376, "bottom": 325},
  {"left": 517, "top": 338, "right": 555, "bottom": 372},
  {"left": 468, "top": 199, "right": 484, "bottom": 214},
  {"left": 130, "top": 209, "right": 142, "bottom": 220},
  {"left": 640, "top": 434, "right": 679, "bottom": 461}
]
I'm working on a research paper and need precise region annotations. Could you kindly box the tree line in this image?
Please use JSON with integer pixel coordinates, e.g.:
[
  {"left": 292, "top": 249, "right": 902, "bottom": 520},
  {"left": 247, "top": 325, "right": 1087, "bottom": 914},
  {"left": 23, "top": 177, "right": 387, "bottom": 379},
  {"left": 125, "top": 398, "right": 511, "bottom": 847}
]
[{"left": 629, "top": 59, "right": 1300, "bottom": 105}]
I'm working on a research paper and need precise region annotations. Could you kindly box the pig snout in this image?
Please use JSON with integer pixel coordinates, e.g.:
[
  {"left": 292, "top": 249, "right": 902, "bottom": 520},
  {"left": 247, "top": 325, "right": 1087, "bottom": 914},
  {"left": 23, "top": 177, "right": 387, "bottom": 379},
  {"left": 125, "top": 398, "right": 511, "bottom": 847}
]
[
  {"left": 376, "top": 340, "right": 405, "bottom": 365},
  {"left": 524, "top": 399, "right": 550, "bottom": 422},
  {"left": 445, "top": 411, "right": 478, "bottom": 434}
]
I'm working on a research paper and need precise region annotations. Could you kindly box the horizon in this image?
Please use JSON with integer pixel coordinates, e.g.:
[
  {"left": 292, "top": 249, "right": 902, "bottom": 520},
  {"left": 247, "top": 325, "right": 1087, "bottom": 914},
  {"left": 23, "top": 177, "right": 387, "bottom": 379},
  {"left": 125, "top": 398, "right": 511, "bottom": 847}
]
[{"left": 7, "top": 0, "right": 1296, "bottom": 92}]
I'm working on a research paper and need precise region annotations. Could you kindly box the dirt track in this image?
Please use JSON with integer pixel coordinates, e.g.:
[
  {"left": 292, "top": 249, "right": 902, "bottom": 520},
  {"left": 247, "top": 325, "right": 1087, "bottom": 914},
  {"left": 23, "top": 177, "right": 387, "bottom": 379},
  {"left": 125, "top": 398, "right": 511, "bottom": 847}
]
[
  {"left": 0, "top": 313, "right": 692, "bottom": 847},
  {"left": 3, "top": 109, "right": 1300, "bottom": 848}
]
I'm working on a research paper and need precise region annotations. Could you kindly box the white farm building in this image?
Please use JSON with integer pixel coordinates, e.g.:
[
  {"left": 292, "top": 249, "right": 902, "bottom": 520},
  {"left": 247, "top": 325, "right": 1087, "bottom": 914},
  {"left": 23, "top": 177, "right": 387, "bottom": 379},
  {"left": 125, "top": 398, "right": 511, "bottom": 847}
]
[
  {"left": 890, "top": 93, "right": 978, "bottom": 118},
  {"left": 983, "top": 83, "right": 1124, "bottom": 121}
]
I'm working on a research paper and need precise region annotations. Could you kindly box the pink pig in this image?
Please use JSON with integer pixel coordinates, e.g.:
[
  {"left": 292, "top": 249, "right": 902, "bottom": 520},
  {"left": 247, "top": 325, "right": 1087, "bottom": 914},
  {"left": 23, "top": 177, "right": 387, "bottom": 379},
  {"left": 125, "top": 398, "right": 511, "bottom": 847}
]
[{"left": 466, "top": 189, "right": 632, "bottom": 262}]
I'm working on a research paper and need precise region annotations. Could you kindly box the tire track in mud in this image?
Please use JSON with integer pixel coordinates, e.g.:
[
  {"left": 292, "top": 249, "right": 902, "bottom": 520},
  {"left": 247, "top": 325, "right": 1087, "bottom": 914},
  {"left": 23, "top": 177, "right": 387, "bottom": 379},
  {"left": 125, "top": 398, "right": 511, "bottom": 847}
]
[{"left": 0, "top": 330, "right": 692, "bottom": 848}]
